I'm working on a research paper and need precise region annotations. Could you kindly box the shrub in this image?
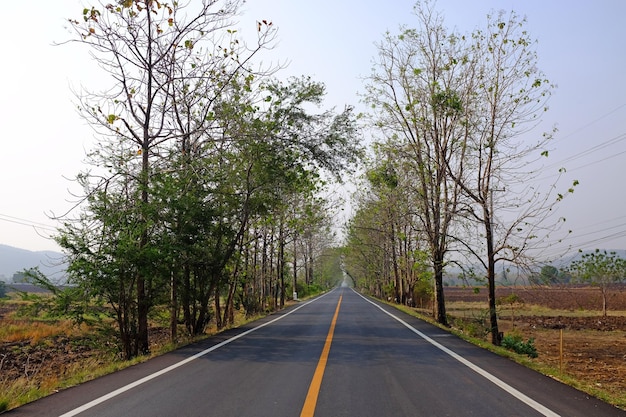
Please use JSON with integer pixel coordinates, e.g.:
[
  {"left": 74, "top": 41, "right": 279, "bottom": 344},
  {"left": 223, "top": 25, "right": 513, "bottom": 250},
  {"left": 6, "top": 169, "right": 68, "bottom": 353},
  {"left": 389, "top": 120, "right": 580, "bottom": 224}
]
[
  {"left": 501, "top": 333, "right": 538, "bottom": 358},
  {"left": 451, "top": 310, "right": 491, "bottom": 338}
]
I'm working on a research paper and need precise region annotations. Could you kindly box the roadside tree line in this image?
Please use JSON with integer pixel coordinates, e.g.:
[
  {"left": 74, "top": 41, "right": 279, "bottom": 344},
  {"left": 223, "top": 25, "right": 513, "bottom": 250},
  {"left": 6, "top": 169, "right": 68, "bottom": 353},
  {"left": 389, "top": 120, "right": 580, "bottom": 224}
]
[
  {"left": 343, "top": 1, "right": 577, "bottom": 345},
  {"left": 50, "top": 0, "right": 361, "bottom": 359}
]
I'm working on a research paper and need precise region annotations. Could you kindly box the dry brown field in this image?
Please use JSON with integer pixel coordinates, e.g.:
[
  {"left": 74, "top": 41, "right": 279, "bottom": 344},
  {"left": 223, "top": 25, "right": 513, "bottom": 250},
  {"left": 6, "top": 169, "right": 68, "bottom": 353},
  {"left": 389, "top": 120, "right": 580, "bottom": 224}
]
[{"left": 444, "top": 285, "right": 626, "bottom": 408}]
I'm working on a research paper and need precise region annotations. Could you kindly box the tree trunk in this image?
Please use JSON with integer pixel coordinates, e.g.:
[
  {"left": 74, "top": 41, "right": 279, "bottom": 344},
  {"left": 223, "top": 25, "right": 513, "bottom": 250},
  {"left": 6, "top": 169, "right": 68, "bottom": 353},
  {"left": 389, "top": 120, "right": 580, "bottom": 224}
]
[
  {"left": 215, "top": 285, "right": 222, "bottom": 330},
  {"left": 170, "top": 268, "right": 177, "bottom": 343},
  {"left": 222, "top": 279, "right": 237, "bottom": 327},
  {"left": 293, "top": 236, "right": 298, "bottom": 300},
  {"left": 182, "top": 264, "right": 192, "bottom": 335},
  {"left": 136, "top": 269, "right": 149, "bottom": 354},
  {"left": 390, "top": 216, "right": 401, "bottom": 304},
  {"left": 136, "top": 137, "right": 150, "bottom": 355},
  {"left": 278, "top": 225, "right": 285, "bottom": 308},
  {"left": 484, "top": 204, "right": 501, "bottom": 345},
  {"left": 261, "top": 233, "right": 268, "bottom": 311},
  {"left": 304, "top": 232, "right": 313, "bottom": 285},
  {"left": 433, "top": 254, "right": 447, "bottom": 326}
]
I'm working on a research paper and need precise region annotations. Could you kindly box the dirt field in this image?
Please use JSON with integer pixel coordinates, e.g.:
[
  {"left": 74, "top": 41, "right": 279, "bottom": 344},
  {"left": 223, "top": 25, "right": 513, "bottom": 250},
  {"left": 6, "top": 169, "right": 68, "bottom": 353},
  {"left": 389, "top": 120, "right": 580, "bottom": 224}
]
[
  {"left": 445, "top": 285, "right": 626, "bottom": 312},
  {"left": 444, "top": 285, "right": 626, "bottom": 408}
]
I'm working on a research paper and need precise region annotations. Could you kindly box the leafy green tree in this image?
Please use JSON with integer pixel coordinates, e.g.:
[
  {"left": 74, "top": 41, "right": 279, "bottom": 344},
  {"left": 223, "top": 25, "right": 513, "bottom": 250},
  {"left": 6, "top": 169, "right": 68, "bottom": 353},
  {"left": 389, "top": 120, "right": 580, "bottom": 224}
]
[
  {"left": 57, "top": 0, "right": 360, "bottom": 357},
  {"left": 344, "top": 196, "right": 388, "bottom": 297},
  {"left": 344, "top": 153, "right": 432, "bottom": 307},
  {"left": 567, "top": 250, "right": 626, "bottom": 316},
  {"left": 216, "top": 74, "right": 360, "bottom": 315},
  {"left": 540, "top": 265, "right": 560, "bottom": 284},
  {"left": 58, "top": 171, "right": 160, "bottom": 358},
  {"left": 312, "top": 247, "right": 344, "bottom": 291},
  {"left": 21, "top": 268, "right": 89, "bottom": 324},
  {"left": 0, "top": 280, "right": 6, "bottom": 298},
  {"left": 366, "top": 156, "right": 403, "bottom": 304},
  {"left": 530, "top": 265, "right": 567, "bottom": 285}
]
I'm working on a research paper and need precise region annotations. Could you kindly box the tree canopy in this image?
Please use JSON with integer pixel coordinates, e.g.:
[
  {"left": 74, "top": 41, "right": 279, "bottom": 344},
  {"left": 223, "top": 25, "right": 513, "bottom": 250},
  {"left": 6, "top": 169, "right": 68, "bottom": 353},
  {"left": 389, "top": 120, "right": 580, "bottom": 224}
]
[{"left": 567, "top": 250, "right": 626, "bottom": 316}]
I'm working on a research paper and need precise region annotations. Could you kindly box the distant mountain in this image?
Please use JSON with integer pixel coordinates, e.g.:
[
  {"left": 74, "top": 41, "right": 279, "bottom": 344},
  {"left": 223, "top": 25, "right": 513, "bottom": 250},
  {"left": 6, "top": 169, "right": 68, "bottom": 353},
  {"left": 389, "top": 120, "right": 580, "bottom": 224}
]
[{"left": 0, "top": 244, "right": 66, "bottom": 283}]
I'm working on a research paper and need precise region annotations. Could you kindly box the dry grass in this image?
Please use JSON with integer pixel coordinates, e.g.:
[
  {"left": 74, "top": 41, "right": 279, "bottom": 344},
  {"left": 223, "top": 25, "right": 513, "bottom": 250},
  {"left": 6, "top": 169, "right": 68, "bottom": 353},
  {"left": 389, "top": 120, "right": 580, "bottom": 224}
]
[
  {"left": 0, "top": 354, "right": 117, "bottom": 411},
  {"left": 0, "top": 296, "right": 272, "bottom": 412},
  {"left": 0, "top": 319, "right": 79, "bottom": 345},
  {"left": 447, "top": 300, "right": 626, "bottom": 318}
]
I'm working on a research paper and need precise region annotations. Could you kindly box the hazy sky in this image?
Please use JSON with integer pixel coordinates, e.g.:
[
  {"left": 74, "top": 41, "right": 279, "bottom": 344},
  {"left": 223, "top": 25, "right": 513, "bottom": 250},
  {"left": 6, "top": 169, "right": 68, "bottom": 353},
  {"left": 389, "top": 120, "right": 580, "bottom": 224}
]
[{"left": 1, "top": 0, "right": 624, "bottom": 256}]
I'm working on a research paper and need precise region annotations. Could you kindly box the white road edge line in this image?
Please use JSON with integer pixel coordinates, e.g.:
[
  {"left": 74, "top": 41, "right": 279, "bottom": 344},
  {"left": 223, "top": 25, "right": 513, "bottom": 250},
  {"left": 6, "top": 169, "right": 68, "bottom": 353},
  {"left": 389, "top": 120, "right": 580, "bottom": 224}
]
[
  {"left": 59, "top": 291, "right": 333, "bottom": 417},
  {"left": 354, "top": 290, "right": 561, "bottom": 417}
]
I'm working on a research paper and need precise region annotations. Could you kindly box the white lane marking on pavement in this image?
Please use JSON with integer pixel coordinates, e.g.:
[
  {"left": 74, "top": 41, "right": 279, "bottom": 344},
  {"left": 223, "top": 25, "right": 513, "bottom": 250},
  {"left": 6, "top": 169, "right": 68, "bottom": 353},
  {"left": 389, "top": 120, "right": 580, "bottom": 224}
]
[
  {"left": 354, "top": 290, "right": 561, "bottom": 417},
  {"left": 59, "top": 291, "right": 334, "bottom": 417}
]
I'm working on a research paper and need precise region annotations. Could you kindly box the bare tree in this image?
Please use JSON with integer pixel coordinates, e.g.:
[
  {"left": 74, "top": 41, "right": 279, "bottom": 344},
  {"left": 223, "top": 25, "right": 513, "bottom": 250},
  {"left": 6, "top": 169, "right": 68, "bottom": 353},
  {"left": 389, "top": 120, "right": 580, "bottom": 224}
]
[{"left": 450, "top": 11, "right": 565, "bottom": 344}]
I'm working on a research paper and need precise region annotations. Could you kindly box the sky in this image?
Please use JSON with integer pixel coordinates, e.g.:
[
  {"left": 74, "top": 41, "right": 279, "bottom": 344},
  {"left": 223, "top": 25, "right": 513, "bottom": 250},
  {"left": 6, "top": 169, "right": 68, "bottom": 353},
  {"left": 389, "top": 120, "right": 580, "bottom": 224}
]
[{"left": 0, "top": 0, "right": 625, "bottom": 258}]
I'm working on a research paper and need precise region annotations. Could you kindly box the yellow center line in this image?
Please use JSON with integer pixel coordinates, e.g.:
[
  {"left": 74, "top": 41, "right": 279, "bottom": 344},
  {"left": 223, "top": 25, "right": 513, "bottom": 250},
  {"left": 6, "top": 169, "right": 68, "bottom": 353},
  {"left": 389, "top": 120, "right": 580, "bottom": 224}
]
[{"left": 300, "top": 295, "right": 343, "bottom": 417}]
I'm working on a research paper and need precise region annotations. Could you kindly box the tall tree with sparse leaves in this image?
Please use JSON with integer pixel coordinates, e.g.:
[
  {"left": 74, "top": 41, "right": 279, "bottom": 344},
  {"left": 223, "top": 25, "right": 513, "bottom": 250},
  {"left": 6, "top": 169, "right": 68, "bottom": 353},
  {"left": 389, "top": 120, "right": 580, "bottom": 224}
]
[{"left": 363, "top": 2, "right": 473, "bottom": 325}]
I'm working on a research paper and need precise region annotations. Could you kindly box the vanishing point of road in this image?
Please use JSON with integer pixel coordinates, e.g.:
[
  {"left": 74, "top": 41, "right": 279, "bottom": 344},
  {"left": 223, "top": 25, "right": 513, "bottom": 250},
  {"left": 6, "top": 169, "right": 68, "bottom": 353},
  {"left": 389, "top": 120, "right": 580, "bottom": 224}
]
[{"left": 7, "top": 286, "right": 625, "bottom": 417}]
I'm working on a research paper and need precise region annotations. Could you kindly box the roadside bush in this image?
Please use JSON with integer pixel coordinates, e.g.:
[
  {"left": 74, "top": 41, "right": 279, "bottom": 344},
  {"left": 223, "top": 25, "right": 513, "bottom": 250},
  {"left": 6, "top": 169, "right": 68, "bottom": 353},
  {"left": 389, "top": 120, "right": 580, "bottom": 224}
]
[
  {"left": 501, "top": 333, "right": 538, "bottom": 358},
  {"left": 451, "top": 310, "right": 491, "bottom": 338},
  {"left": 297, "top": 283, "right": 324, "bottom": 298}
]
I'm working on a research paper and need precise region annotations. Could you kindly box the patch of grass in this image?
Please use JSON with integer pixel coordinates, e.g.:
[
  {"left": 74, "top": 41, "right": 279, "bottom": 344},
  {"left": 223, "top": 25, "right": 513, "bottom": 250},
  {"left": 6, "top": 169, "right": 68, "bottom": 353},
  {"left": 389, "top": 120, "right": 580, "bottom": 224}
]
[
  {"left": 0, "top": 319, "right": 77, "bottom": 345},
  {"left": 446, "top": 300, "right": 626, "bottom": 318},
  {"left": 0, "top": 354, "right": 119, "bottom": 411},
  {"left": 450, "top": 312, "right": 491, "bottom": 339}
]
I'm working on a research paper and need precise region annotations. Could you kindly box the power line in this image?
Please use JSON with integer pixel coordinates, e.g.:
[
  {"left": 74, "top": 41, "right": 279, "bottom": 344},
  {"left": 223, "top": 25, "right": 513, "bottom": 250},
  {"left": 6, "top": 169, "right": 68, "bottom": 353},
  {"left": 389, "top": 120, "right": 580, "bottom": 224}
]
[
  {"left": 543, "top": 132, "right": 626, "bottom": 171},
  {"left": 530, "top": 103, "right": 626, "bottom": 180},
  {"left": 531, "top": 131, "right": 626, "bottom": 182},
  {"left": 0, "top": 213, "right": 57, "bottom": 233},
  {"left": 568, "top": 230, "right": 626, "bottom": 250},
  {"left": 552, "top": 102, "right": 626, "bottom": 145},
  {"left": 569, "top": 214, "right": 626, "bottom": 231},
  {"left": 568, "top": 148, "right": 626, "bottom": 172},
  {"left": 559, "top": 223, "right": 626, "bottom": 242}
]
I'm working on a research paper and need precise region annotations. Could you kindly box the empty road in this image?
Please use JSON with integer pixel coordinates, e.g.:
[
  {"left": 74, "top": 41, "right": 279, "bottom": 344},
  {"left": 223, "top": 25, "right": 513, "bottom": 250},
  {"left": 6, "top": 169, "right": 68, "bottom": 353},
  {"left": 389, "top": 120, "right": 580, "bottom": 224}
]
[{"left": 7, "top": 287, "right": 625, "bottom": 416}]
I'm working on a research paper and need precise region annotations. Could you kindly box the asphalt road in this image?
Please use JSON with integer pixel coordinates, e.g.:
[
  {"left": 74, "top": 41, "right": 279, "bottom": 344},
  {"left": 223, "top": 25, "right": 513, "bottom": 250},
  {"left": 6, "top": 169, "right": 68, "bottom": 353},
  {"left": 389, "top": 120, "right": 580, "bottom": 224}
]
[{"left": 6, "top": 287, "right": 626, "bottom": 417}]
